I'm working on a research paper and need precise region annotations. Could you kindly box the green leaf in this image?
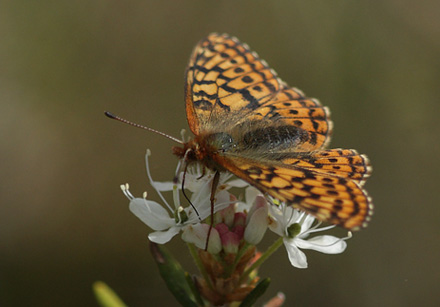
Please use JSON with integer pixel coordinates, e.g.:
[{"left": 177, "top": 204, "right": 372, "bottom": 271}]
[
  {"left": 150, "top": 242, "right": 199, "bottom": 307},
  {"left": 185, "top": 272, "right": 205, "bottom": 306},
  {"left": 93, "top": 281, "right": 127, "bottom": 307},
  {"left": 239, "top": 278, "right": 271, "bottom": 307}
]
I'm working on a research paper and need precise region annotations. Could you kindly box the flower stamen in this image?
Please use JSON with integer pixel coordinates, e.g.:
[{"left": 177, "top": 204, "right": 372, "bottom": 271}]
[{"left": 120, "top": 183, "right": 134, "bottom": 200}]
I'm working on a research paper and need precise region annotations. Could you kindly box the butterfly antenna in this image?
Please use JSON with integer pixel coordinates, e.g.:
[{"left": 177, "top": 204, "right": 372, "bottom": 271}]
[{"left": 104, "top": 111, "right": 183, "bottom": 144}]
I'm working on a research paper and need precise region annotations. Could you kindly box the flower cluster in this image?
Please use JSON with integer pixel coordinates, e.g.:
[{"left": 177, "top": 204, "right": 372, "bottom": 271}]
[{"left": 122, "top": 150, "right": 350, "bottom": 305}]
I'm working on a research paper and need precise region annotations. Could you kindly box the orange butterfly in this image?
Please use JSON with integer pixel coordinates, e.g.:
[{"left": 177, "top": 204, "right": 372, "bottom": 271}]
[{"left": 172, "top": 33, "right": 373, "bottom": 230}]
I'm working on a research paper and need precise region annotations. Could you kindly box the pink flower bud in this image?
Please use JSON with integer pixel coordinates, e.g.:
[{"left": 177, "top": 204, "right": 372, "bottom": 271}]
[
  {"left": 220, "top": 231, "right": 240, "bottom": 254},
  {"left": 233, "top": 212, "right": 247, "bottom": 227},
  {"left": 215, "top": 223, "right": 229, "bottom": 236},
  {"left": 215, "top": 203, "right": 235, "bottom": 227},
  {"left": 232, "top": 225, "right": 245, "bottom": 239}
]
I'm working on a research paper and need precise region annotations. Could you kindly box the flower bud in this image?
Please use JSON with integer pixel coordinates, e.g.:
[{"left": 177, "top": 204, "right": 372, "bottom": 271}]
[
  {"left": 182, "top": 224, "right": 221, "bottom": 254},
  {"left": 233, "top": 212, "right": 246, "bottom": 227},
  {"left": 232, "top": 225, "right": 245, "bottom": 239},
  {"left": 244, "top": 196, "right": 268, "bottom": 245},
  {"left": 215, "top": 203, "right": 235, "bottom": 227},
  {"left": 220, "top": 231, "right": 240, "bottom": 254}
]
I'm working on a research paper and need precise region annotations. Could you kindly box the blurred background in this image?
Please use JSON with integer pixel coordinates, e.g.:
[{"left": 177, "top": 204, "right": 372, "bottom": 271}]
[{"left": 1, "top": 1, "right": 439, "bottom": 306}]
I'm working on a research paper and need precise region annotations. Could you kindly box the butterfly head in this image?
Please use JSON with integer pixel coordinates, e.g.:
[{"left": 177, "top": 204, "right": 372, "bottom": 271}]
[{"left": 172, "top": 132, "right": 235, "bottom": 172}]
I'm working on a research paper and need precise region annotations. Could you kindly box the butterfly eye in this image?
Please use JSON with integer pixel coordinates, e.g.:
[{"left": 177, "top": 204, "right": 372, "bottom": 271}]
[{"left": 206, "top": 132, "right": 235, "bottom": 152}]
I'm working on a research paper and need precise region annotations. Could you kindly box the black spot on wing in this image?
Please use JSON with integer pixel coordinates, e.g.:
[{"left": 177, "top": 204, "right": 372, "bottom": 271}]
[
  {"left": 193, "top": 99, "right": 212, "bottom": 110},
  {"left": 309, "top": 132, "right": 317, "bottom": 145},
  {"left": 216, "top": 99, "right": 231, "bottom": 112},
  {"left": 264, "top": 81, "right": 277, "bottom": 92},
  {"left": 220, "top": 83, "right": 238, "bottom": 93},
  {"left": 240, "top": 89, "right": 260, "bottom": 110},
  {"left": 193, "top": 80, "right": 216, "bottom": 85},
  {"left": 194, "top": 90, "right": 218, "bottom": 100},
  {"left": 242, "top": 75, "right": 254, "bottom": 83}
]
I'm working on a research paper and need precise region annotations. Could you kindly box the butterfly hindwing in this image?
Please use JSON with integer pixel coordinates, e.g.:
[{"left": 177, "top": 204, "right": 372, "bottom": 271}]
[
  {"left": 214, "top": 153, "right": 372, "bottom": 230},
  {"left": 276, "top": 149, "right": 372, "bottom": 185}
]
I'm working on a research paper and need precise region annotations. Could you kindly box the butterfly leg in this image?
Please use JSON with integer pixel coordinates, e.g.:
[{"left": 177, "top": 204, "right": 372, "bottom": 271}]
[
  {"left": 205, "top": 170, "right": 220, "bottom": 251},
  {"left": 197, "top": 165, "right": 206, "bottom": 180},
  {"left": 181, "top": 162, "right": 201, "bottom": 220}
]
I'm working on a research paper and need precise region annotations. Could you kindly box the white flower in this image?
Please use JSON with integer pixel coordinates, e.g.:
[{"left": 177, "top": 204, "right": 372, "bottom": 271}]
[
  {"left": 182, "top": 223, "right": 221, "bottom": 254},
  {"left": 269, "top": 204, "right": 350, "bottom": 269},
  {"left": 244, "top": 195, "right": 269, "bottom": 245},
  {"left": 121, "top": 151, "right": 234, "bottom": 253}
]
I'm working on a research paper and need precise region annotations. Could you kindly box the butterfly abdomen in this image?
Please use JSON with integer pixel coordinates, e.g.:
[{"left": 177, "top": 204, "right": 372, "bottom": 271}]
[{"left": 239, "top": 125, "right": 309, "bottom": 151}]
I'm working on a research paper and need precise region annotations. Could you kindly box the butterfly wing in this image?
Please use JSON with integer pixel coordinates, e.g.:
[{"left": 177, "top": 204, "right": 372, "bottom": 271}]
[
  {"left": 276, "top": 149, "right": 372, "bottom": 186},
  {"left": 239, "top": 87, "right": 333, "bottom": 151},
  {"left": 185, "top": 33, "right": 281, "bottom": 134},
  {"left": 185, "top": 33, "right": 332, "bottom": 151},
  {"left": 183, "top": 33, "right": 372, "bottom": 229},
  {"left": 214, "top": 150, "right": 373, "bottom": 230}
]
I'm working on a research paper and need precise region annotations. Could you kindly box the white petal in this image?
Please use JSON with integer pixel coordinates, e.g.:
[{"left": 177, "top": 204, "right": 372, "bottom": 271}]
[
  {"left": 190, "top": 178, "right": 212, "bottom": 209},
  {"left": 268, "top": 220, "right": 283, "bottom": 237},
  {"left": 227, "top": 179, "right": 249, "bottom": 188},
  {"left": 129, "top": 198, "right": 174, "bottom": 230},
  {"left": 192, "top": 189, "right": 232, "bottom": 221},
  {"left": 246, "top": 195, "right": 266, "bottom": 223},
  {"left": 216, "top": 189, "right": 231, "bottom": 205},
  {"left": 183, "top": 173, "right": 210, "bottom": 192},
  {"left": 300, "top": 214, "right": 315, "bottom": 231},
  {"left": 245, "top": 187, "right": 261, "bottom": 207},
  {"left": 244, "top": 206, "right": 268, "bottom": 245},
  {"left": 148, "top": 227, "right": 180, "bottom": 244},
  {"left": 151, "top": 181, "right": 175, "bottom": 191},
  {"left": 284, "top": 239, "right": 308, "bottom": 269},
  {"left": 295, "top": 236, "right": 347, "bottom": 254},
  {"left": 182, "top": 224, "right": 221, "bottom": 254},
  {"left": 268, "top": 206, "right": 286, "bottom": 236}
]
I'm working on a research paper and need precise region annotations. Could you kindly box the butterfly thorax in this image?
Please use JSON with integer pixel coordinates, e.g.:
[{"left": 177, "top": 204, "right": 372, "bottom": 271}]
[{"left": 172, "top": 132, "right": 235, "bottom": 171}]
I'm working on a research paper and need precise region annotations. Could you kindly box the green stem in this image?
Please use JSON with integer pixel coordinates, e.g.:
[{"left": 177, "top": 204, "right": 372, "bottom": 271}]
[
  {"left": 240, "top": 237, "right": 284, "bottom": 283},
  {"left": 187, "top": 243, "right": 214, "bottom": 290}
]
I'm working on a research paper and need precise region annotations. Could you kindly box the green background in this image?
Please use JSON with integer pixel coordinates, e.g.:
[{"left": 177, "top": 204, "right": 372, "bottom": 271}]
[{"left": 1, "top": 1, "right": 439, "bottom": 306}]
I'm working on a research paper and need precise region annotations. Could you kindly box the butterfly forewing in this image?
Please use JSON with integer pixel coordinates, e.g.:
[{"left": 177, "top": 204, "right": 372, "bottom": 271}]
[
  {"left": 185, "top": 33, "right": 281, "bottom": 134},
  {"left": 185, "top": 33, "right": 333, "bottom": 152},
  {"left": 183, "top": 33, "right": 373, "bottom": 230}
]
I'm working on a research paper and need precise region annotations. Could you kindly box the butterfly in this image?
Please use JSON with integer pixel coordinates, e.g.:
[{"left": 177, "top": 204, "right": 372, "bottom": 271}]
[{"left": 171, "top": 33, "right": 373, "bottom": 231}]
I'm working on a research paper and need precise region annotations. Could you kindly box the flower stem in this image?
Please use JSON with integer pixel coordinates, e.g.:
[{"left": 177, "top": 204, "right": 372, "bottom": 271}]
[
  {"left": 240, "top": 237, "right": 284, "bottom": 283},
  {"left": 187, "top": 243, "right": 213, "bottom": 290}
]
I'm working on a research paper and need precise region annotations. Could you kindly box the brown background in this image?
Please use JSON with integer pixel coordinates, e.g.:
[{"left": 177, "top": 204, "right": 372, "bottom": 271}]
[{"left": 1, "top": 1, "right": 439, "bottom": 306}]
